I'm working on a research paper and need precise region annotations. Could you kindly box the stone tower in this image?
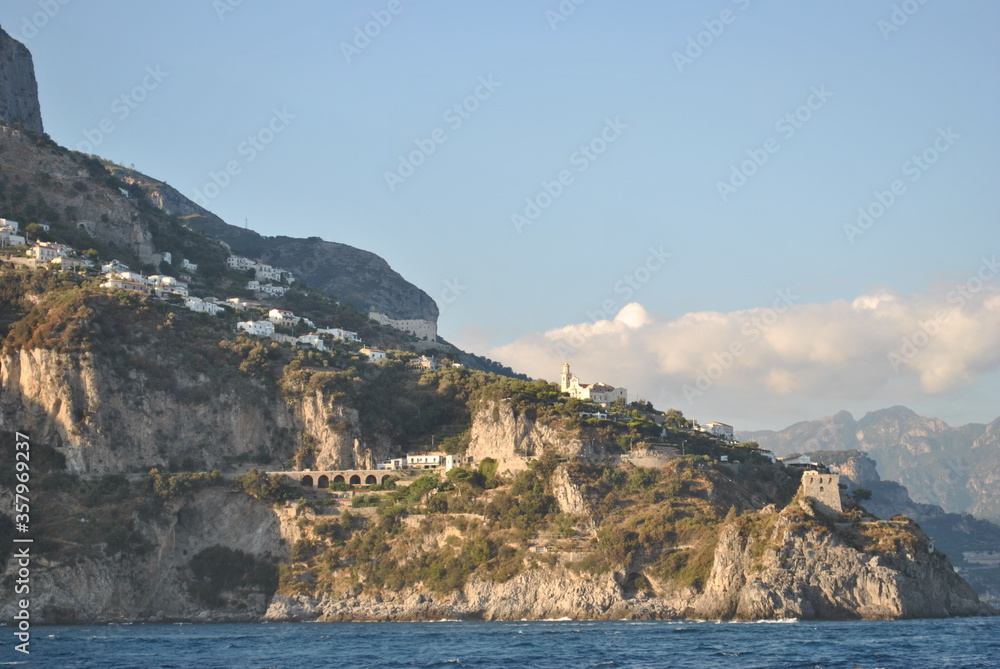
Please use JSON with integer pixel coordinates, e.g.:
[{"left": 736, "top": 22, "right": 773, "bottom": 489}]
[{"left": 800, "top": 471, "right": 843, "bottom": 516}]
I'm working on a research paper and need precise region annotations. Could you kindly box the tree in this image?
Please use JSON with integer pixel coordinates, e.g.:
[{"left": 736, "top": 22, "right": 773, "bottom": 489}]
[{"left": 851, "top": 487, "right": 873, "bottom": 501}]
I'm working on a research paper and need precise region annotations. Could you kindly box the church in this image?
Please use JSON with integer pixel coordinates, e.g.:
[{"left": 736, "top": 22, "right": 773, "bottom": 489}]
[{"left": 560, "top": 363, "right": 627, "bottom": 406}]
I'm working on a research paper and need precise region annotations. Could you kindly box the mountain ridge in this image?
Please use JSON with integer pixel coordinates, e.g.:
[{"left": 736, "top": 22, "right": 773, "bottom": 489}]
[{"left": 741, "top": 407, "right": 1000, "bottom": 522}]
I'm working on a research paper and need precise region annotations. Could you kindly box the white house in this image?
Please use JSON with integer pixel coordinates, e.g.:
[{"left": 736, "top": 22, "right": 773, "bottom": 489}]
[
  {"left": 256, "top": 264, "right": 283, "bottom": 281},
  {"left": 267, "top": 308, "right": 299, "bottom": 327},
  {"left": 703, "top": 422, "right": 735, "bottom": 441},
  {"left": 185, "top": 297, "right": 225, "bottom": 315},
  {"left": 316, "top": 327, "right": 360, "bottom": 342},
  {"left": 0, "top": 220, "right": 25, "bottom": 246},
  {"left": 259, "top": 283, "right": 287, "bottom": 297},
  {"left": 559, "top": 363, "right": 627, "bottom": 406},
  {"left": 101, "top": 278, "right": 148, "bottom": 293},
  {"left": 360, "top": 347, "right": 387, "bottom": 361},
  {"left": 50, "top": 256, "right": 92, "bottom": 270},
  {"left": 246, "top": 280, "right": 261, "bottom": 291},
  {"left": 237, "top": 320, "right": 276, "bottom": 337},
  {"left": 406, "top": 453, "right": 446, "bottom": 469},
  {"left": 160, "top": 251, "right": 172, "bottom": 265},
  {"left": 225, "top": 297, "right": 256, "bottom": 311},
  {"left": 227, "top": 255, "right": 253, "bottom": 270},
  {"left": 29, "top": 242, "right": 72, "bottom": 263},
  {"left": 102, "top": 259, "right": 130, "bottom": 274},
  {"left": 296, "top": 333, "right": 326, "bottom": 351},
  {"left": 181, "top": 259, "right": 198, "bottom": 272}
]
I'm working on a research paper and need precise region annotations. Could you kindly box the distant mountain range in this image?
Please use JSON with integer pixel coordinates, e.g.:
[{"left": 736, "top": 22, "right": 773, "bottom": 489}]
[{"left": 741, "top": 406, "right": 1000, "bottom": 523}]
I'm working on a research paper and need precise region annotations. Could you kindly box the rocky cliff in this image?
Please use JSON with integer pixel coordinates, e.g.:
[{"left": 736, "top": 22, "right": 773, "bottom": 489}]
[
  {"left": 0, "top": 487, "right": 287, "bottom": 623},
  {"left": 0, "top": 27, "right": 43, "bottom": 134},
  {"left": 692, "top": 504, "right": 989, "bottom": 620},
  {"left": 465, "top": 400, "right": 613, "bottom": 474}
]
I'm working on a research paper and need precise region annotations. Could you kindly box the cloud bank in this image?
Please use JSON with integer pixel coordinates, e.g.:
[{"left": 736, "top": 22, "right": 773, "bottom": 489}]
[{"left": 490, "top": 273, "right": 1000, "bottom": 429}]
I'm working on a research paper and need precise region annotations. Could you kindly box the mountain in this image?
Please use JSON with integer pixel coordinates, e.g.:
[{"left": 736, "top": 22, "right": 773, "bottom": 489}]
[
  {"left": 741, "top": 406, "right": 1000, "bottom": 522},
  {"left": 109, "top": 167, "right": 439, "bottom": 324},
  {"left": 0, "top": 27, "right": 43, "bottom": 134}
]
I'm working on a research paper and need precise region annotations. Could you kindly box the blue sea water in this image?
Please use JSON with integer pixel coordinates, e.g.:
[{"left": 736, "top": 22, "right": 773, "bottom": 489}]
[{"left": 1, "top": 617, "right": 998, "bottom": 668}]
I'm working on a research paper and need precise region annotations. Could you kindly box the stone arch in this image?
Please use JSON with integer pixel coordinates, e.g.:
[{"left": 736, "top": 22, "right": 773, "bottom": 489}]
[
  {"left": 333, "top": 474, "right": 345, "bottom": 483},
  {"left": 381, "top": 474, "right": 392, "bottom": 484},
  {"left": 365, "top": 474, "right": 377, "bottom": 485},
  {"left": 301, "top": 475, "right": 314, "bottom": 488},
  {"left": 349, "top": 474, "right": 361, "bottom": 485},
  {"left": 317, "top": 475, "right": 329, "bottom": 489}
]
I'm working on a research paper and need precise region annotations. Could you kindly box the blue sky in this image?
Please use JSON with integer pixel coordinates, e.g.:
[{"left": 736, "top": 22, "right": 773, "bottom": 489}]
[{"left": 3, "top": 0, "right": 998, "bottom": 430}]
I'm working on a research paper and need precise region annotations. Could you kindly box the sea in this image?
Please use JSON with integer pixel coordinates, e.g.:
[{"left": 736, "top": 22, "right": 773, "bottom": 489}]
[{"left": 1, "top": 617, "right": 998, "bottom": 668}]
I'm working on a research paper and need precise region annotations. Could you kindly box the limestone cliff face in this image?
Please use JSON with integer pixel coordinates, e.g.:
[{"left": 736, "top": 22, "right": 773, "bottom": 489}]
[
  {"left": 692, "top": 505, "right": 991, "bottom": 620},
  {"left": 466, "top": 401, "right": 610, "bottom": 473},
  {"left": 0, "top": 489, "right": 286, "bottom": 623},
  {"left": 0, "top": 349, "right": 386, "bottom": 474},
  {"left": 0, "top": 27, "right": 44, "bottom": 134}
]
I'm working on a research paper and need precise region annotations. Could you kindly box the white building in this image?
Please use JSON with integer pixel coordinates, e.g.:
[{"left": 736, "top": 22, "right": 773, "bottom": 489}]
[
  {"left": 101, "top": 278, "right": 148, "bottom": 293},
  {"left": 703, "top": 422, "right": 735, "bottom": 441},
  {"left": 102, "top": 260, "right": 130, "bottom": 274},
  {"left": 316, "top": 327, "right": 360, "bottom": 342},
  {"left": 181, "top": 259, "right": 198, "bottom": 272},
  {"left": 296, "top": 333, "right": 326, "bottom": 351},
  {"left": 0, "top": 220, "right": 25, "bottom": 246},
  {"left": 237, "top": 320, "right": 276, "bottom": 337},
  {"left": 246, "top": 280, "right": 261, "bottom": 291},
  {"left": 559, "top": 363, "right": 627, "bottom": 406},
  {"left": 360, "top": 347, "right": 387, "bottom": 361},
  {"left": 160, "top": 251, "right": 172, "bottom": 265},
  {"left": 268, "top": 308, "right": 299, "bottom": 327},
  {"left": 29, "top": 242, "right": 72, "bottom": 263},
  {"left": 185, "top": 297, "right": 225, "bottom": 315},
  {"left": 227, "top": 255, "right": 253, "bottom": 270},
  {"left": 259, "top": 283, "right": 287, "bottom": 297},
  {"left": 406, "top": 453, "right": 446, "bottom": 469},
  {"left": 50, "top": 256, "right": 92, "bottom": 270},
  {"left": 225, "top": 297, "right": 256, "bottom": 311},
  {"left": 0, "top": 218, "right": 19, "bottom": 231},
  {"left": 368, "top": 311, "right": 437, "bottom": 342},
  {"left": 256, "top": 264, "right": 283, "bottom": 281}
]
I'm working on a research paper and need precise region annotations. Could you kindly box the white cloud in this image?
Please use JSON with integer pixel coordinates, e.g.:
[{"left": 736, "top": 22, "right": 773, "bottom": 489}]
[{"left": 490, "top": 284, "right": 1000, "bottom": 428}]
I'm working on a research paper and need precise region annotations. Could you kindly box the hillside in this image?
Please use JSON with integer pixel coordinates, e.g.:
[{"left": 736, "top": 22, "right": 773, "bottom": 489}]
[
  {"left": 107, "top": 166, "right": 439, "bottom": 324},
  {"left": 742, "top": 407, "right": 1000, "bottom": 523}
]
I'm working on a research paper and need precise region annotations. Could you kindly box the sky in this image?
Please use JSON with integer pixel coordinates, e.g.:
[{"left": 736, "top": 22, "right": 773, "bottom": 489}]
[{"left": 2, "top": 0, "right": 998, "bottom": 430}]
